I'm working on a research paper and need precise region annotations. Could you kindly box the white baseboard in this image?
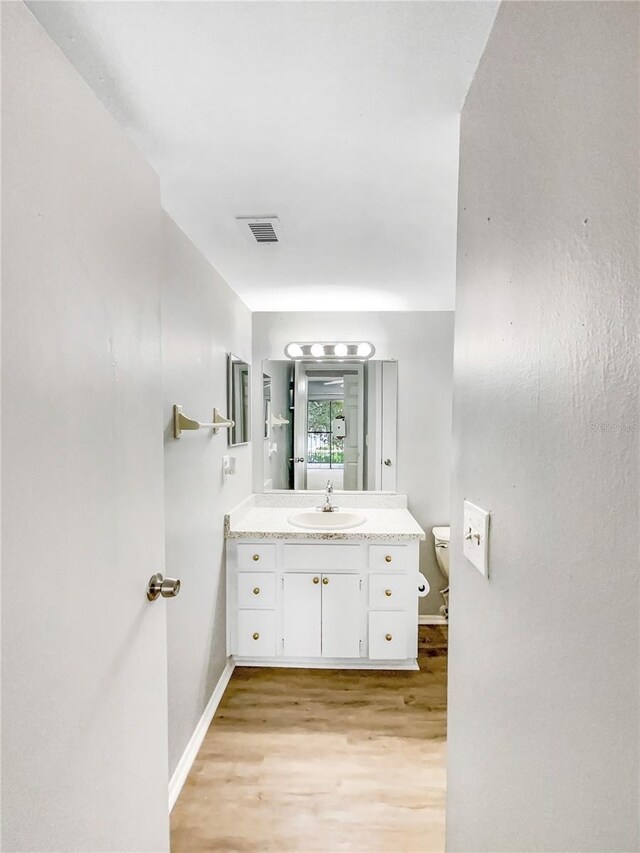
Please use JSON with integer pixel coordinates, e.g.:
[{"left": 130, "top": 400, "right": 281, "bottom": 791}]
[
  {"left": 168, "top": 659, "right": 235, "bottom": 812},
  {"left": 233, "top": 656, "right": 419, "bottom": 671},
  {"left": 419, "top": 614, "right": 448, "bottom": 625}
]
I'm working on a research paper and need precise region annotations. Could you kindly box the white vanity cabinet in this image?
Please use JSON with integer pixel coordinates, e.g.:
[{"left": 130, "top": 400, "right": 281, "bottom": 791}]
[{"left": 227, "top": 539, "right": 420, "bottom": 670}]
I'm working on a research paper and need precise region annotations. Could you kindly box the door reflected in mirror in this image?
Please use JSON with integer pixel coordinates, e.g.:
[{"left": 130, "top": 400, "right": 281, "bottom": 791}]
[
  {"left": 263, "top": 374, "right": 271, "bottom": 440},
  {"left": 262, "top": 359, "right": 397, "bottom": 492},
  {"left": 228, "top": 354, "right": 251, "bottom": 446}
]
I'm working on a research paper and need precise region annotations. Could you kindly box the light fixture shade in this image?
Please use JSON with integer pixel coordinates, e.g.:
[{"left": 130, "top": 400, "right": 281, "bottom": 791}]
[
  {"left": 283, "top": 341, "right": 376, "bottom": 361},
  {"left": 284, "top": 343, "right": 303, "bottom": 358}
]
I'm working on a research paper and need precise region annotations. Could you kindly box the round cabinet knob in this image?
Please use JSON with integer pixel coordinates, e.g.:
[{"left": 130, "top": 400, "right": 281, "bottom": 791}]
[
  {"left": 252, "top": 554, "right": 260, "bottom": 561},
  {"left": 253, "top": 587, "right": 260, "bottom": 595},
  {"left": 385, "top": 555, "right": 392, "bottom": 563},
  {"left": 313, "top": 576, "right": 320, "bottom": 584},
  {"left": 322, "top": 577, "right": 329, "bottom": 585},
  {"left": 252, "top": 632, "right": 260, "bottom": 640},
  {"left": 385, "top": 589, "right": 392, "bottom": 597},
  {"left": 385, "top": 633, "right": 393, "bottom": 641}
]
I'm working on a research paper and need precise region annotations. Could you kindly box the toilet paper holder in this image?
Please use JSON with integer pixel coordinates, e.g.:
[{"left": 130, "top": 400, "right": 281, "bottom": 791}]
[{"left": 417, "top": 573, "right": 430, "bottom": 597}]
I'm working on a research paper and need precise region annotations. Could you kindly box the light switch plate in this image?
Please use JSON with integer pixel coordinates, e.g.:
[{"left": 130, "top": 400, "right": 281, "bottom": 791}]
[{"left": 463, "top": 500, "right": 490, "bottom": 577}]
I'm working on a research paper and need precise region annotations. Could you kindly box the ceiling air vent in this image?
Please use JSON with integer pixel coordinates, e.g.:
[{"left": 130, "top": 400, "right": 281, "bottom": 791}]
[{"left": 236, "top": 216, "right": 283, "bottom": 245}]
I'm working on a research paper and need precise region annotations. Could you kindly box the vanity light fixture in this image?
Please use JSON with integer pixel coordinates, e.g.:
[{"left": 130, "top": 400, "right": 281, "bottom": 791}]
[{"left": 284, "top": 341, "right": 376, "bottom": 362}]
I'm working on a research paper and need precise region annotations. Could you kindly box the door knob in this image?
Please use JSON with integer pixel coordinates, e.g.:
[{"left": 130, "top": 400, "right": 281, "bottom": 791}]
[
  {"left": 322, "top": 577, "right": 329, "bottom": 585},
  {"left": 384, "top": 458, "right": 392, "bottom": 467},
  {"left": 313, "top": 576, "right": 320, "bottom": 584},
  {"left": 147, "top": 573, "right": 181, "bottom": 601},
  {"left": 289, "top": 457, "right": 305, "bottom": 463}
]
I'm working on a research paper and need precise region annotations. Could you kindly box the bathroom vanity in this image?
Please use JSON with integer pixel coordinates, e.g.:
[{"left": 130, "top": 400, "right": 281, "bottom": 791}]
[{"left": 225, "top": 495, "right": 426, "bottom": 670}]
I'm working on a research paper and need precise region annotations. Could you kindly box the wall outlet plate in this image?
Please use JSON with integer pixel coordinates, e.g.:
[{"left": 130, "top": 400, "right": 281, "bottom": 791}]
[
  {"left": 223, "top": 455, "right": 237, "bottom": 477},
  {"left": 463, "top": 500, "right": 490, "bottom": 577}
]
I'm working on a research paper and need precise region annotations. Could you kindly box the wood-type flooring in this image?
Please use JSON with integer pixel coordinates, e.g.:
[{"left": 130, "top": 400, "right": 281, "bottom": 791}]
[{"left": 171, "top": 626, "right": 448, "bottom": 853}]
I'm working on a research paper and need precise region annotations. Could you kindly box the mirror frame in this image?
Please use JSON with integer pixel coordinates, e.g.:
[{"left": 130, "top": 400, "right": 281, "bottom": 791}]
[{"left": 227, "top": 353, "right": 251, "bottom": 447}]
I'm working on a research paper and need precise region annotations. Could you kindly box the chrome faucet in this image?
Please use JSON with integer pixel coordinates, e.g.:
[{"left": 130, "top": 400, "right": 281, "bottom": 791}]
[{"left": 319, "top": 479, "right": 339, "bottom": 512}]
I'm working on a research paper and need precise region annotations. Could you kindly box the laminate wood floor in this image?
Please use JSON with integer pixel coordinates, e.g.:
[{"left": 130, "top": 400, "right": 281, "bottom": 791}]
[{"left": 171, "top": 626, "right": 447, "bottom": 853}]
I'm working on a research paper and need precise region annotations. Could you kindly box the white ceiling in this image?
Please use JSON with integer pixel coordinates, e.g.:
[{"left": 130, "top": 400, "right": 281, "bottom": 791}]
[{"left": 28, "top": 1, "right": 498, "bottom": 311}]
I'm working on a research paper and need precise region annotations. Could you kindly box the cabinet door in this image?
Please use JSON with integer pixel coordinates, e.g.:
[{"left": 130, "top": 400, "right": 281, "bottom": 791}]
[
  {"left": 321, "top": 574, "right": 361, "bottom": 658},
  {"left": 236, "top": 611, "right": 277, "bottom": 657},
  {"left": 283, "top": 573, "right": 321, "bottom": 657},
  {"left": 237, "top": 572, "right": 277, "bottom": 609},
  {"left": 237, "top": 543, "right": 276, "bottom": 569},
  {"left": 368, "top": 611, "right": 407, "bottom": 660},
  {"left": 369, "top": 544, "right": 410, "bottom": 571},
  {"left": 368, "top": 573, "right": 410, "bottom": 610}
]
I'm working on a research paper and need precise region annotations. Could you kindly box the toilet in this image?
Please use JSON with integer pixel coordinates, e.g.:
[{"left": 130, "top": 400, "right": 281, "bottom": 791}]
[
  {"left": 432, "top": 526, "right": 450, "bottom": 578},
  {"left": 432, "top": 526, "right": 450, "bottom": 620}
]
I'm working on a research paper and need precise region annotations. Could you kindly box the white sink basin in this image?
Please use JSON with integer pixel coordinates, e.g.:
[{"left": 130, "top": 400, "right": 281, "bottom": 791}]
[{"left": 287, "top": 510, "right": 366, "bottom": 530}]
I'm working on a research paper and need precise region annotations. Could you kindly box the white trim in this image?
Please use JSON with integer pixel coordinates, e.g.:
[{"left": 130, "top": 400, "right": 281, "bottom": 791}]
[
  {"left": 419, "top": 614, "right": 448, "bottom": 626},
  {"left": 233, "top": 656, "right": 419, "bottom": 671},
  {"left": 168, "top": 659, "right": 235, "bottom": 812}
]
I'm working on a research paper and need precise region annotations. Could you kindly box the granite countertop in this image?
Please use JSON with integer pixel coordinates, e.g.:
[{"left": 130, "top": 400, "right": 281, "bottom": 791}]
[{"left": 224, "top": 505, "right": 426, "bottom": 542}]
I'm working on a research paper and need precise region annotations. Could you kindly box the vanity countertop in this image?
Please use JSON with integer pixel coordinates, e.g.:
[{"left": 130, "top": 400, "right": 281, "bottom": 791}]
[{"left": 224, "top": 502, "right": 426, "bottom": 542}]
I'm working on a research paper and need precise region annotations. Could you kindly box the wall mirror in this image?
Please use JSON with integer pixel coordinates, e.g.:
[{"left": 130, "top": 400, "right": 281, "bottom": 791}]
[
  {"left": 227, "top": 354, "right": 251, "bottom": 446},
  {"left": 262, "top": 359, "right": 397, "bottom": 491}
]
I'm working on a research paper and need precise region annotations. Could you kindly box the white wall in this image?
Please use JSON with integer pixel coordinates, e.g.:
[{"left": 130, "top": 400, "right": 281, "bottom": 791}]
[
  {"left": 448, "top": 2, "right": 639, "bottom": 850},
  {"left": 252, "top": 312, "right": 454, "bottom": 616},
  {"left": 1, "top": 4, "right": 169, "bottom": 850},
  {"left": 162, "top": 215, "right": 252, "bottom": 777}
]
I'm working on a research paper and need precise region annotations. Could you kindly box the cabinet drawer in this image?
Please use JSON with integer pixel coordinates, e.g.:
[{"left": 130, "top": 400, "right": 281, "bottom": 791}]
[
  {"left": 368, "top": 573, "right": 410, "bottom": 610},
  {"left": 236, "top": 610, "right": 276, "bottom": 657},
  {"left": 369, "top": 544, "right": 410, "bottom": 571},
  {"left": 368, "top": 612, "right": 408, "bottom": 660},
  {"left": 237, "top": 572, "right": 276, "bottom": 609},
  {"left": 283, "top": 543, "right": 363, "bottom": 571},
  {"left": 237, "top": 543, "right": 276, "bottom": 569}
]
